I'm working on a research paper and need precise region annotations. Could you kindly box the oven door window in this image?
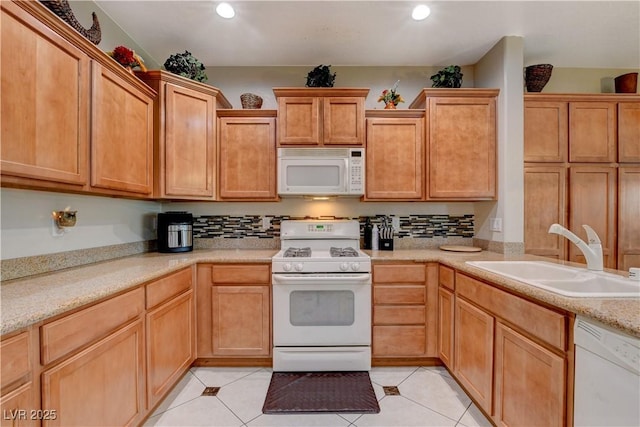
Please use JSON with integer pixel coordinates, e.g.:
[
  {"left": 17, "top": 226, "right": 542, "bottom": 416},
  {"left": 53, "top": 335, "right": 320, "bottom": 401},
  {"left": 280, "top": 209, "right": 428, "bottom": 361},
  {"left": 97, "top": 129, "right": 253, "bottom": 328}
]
[{"left": 289, "top": 290, "right": 354, "bottom": 326}]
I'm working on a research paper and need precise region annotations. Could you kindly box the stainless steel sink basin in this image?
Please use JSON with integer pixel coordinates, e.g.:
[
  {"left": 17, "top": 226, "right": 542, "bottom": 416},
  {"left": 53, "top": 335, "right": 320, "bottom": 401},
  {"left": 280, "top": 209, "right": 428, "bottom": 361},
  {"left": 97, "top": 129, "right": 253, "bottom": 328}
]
[{"left": 466, "top": 261, "right": 640, "bottom": 298}]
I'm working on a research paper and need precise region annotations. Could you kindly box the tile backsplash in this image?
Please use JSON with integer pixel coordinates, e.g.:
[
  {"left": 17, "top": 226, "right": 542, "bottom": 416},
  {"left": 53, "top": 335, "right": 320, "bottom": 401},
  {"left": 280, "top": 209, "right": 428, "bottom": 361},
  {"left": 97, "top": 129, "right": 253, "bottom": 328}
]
[{"left": 193, "top": 214, "right": 474, "bottom": 239}]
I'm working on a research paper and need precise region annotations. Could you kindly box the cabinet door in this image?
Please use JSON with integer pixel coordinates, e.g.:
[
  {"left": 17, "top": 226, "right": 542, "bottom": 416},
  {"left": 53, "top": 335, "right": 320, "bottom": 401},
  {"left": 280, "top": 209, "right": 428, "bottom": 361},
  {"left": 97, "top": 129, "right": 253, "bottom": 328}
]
[
  {"left": 618, "top": 102, "right": 640, "bottom": 163},
  {"left": 524, "top": 101, "right": 568, "bottom": 162},
  {"left": 0, "top": 383, "right": 38, "bottom": 427},
  {"left": 494, "top": 322, "right": 565, "bottom": 427},
  {"left": 454, "top": 298, "right": 494, "bottom": 413},
  {"left": 211, "top": 286, "right": 270, "bottom": 356},
  {"left": 323, "top": 97, "right": 365, "bottom": 145},
  {"left": 569, "top": 102, "right": 616, "bottom": 162},
  {"left": 524, "top": 166, "right": 568, "bottom": 260},
  {"left": 437, "top": 287, "right": 454, "bottom": 369},
  {"left": 427, "top": 96, "right": 496, "bottom": 199},
  {"left": 1, "top": 1, "right": 89, "bottom": 187},
  {"left": 146, "top": 290, "right": 195, "bottom": 409},
  {"left": 90, "top": 62, "right": 154, "bottom": 195},
  {"left": 618, "top": 167, "right": 640, "bottom": 271},
  {"left": 365, "top": 118, "right": 423, "bottom": 199},
  {"left": 218, "top": 117, "right": 277, "bottom": 200},
  {"left": 372, "top": 326, "right": 427, "bottom": 357},
  {"left": 162, "top": 83, "right": 215, "bottom": 198},
  {"left": 569, "top": 166, "right": 617, "bottom": 268},
  {"left": 42, "top": 320, "right": 145, "bottom": 427},
  {"left": 277, "top": 97, "right": 320, "bottom": 145}
]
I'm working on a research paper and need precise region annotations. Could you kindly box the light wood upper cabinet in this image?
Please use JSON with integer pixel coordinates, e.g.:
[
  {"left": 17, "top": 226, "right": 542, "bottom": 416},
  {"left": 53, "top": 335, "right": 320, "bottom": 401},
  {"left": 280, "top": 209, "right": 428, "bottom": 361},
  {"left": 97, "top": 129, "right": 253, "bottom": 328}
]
[
  {"left": 524, "top": 166, "right": 567, "bottom": 260},
  {"left": 524, "top": 101, "right": 568, "bottom": 162},
  {"left": 618, "top": 102, "right": 640, "bottom": 163},
  {"left": 137, "top": 71, "right": 232, "bottom": 200},
  {"left": 569, "top": 166, "right": 617, "bottom": 269},
  {"left": 365, "top": 112, "right": 424, "bottom": 200},
  {"left": 569, "top": 102, "right": 617, "bottom": 162},
  {"left": 218, "top": 111, "right": 278, "bottom": 200},
  {"left": 90, "top": 62, "right": 155, "bottom": 196},
  {"left": 274, "top": 88, "right": 368, "bottom": 146},
  {"left": 1, "top": 1, "right": 89, "bottom": 190},
  {"left": 618, "top": 167, "right": 640, "bottom": 271},
  {"left": 410, "top": 89, "right": 499, "bottom": 200}
]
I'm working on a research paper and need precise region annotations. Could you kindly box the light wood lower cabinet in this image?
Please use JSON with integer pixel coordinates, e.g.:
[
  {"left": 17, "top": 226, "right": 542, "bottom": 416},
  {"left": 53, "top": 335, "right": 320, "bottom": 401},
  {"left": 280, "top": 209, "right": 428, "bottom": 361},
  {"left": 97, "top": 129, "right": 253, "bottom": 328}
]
[
  {"left": 196, "top": 264, "right": 271, "bottom": 359},
  {"left": 494, "top": 322, "right": 565, "bottom": 427},
  {"left": 1, "top": 330, "right": 39, "bottom": 427},
  {"left": 145, "top": 268, "right": 195, "bottom": 409},
  {"left": 454, "top": 297, "right": 494, "bottom": 413},
  {"left": 372, "top": 263, "right": 437, "bottom": 360},
  {"left": 437, "top": 287, "right": 455, "bottom": 370},
  {"left": 41, "top": 320, "right": 145, "bottom": 427},
  {"left": 452, "top": 271, "right": 571, "bottom": 426}
]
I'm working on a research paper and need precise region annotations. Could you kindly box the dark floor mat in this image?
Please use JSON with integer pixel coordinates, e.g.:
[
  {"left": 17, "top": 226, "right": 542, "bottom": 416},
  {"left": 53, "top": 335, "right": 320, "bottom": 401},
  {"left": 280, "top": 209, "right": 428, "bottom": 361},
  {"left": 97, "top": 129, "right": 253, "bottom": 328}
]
[{"left": 262, "top": 371, "right": 380, "bottom": 414}]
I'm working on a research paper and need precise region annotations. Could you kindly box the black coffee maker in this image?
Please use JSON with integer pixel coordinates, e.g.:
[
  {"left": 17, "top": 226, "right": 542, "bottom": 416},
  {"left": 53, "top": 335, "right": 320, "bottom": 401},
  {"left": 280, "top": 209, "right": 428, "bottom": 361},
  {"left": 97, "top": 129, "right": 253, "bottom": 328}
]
[{"left": 157, "top": 212, "right": 193, "bottom": 253}]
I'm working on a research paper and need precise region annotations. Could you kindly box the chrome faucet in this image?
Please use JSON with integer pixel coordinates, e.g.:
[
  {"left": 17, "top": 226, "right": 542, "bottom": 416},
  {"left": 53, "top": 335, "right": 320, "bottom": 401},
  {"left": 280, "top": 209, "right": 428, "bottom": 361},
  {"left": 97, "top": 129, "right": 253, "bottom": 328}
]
[{"left": 548, "top": 224, "right": 603, "bottom": 271}]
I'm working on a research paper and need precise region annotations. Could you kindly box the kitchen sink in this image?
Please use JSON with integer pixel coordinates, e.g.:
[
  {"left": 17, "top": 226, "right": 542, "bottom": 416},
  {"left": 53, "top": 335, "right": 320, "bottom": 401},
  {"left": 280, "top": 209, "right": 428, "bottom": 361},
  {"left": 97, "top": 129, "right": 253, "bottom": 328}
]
[{"left": 466, "top": 261, "right": 640, "bottom": 298}]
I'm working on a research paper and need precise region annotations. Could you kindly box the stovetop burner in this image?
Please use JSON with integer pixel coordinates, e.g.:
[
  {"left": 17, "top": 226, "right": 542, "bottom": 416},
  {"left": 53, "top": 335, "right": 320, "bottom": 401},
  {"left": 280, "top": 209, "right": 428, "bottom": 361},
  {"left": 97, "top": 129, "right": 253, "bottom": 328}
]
[
  {"left": 330, "top": 247, "right": 359, "bottom": 257},
  {"left": 283, "top": 247, "right": 312, "bottom": 258}
]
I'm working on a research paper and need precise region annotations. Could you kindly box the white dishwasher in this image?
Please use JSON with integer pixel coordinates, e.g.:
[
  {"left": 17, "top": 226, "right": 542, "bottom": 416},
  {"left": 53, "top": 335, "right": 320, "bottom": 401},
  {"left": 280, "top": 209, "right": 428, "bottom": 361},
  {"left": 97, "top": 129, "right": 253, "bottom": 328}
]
[{"left": 574, "top": 316, "right": 640, "bottom": 426}]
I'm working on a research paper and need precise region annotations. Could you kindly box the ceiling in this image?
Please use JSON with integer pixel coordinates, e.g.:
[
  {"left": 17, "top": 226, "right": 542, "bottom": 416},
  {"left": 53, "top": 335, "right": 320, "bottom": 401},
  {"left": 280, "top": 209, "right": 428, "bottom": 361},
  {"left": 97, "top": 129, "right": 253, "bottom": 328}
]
[{"left": 94, "top": 1, "right": 640, "bottom": 69}]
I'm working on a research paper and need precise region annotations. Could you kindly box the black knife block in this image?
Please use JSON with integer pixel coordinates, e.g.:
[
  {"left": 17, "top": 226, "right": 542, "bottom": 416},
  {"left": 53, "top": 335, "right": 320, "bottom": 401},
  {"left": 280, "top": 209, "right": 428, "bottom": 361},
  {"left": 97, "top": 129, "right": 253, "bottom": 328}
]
[{"left": 379, "top": 238, "right": 393, "bottom": 251}]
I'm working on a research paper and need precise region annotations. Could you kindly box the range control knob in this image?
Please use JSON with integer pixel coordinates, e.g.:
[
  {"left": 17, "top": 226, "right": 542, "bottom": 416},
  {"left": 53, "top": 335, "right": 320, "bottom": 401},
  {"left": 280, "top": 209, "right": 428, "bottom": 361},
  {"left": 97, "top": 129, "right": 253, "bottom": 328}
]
[
  {"left": 294, "top": 263, "right": 304, "bottom": 272},
  {"left": 283, "top": 263, "right": 292, "bottom": 272},
  {"left": 340, "top": 262, "right": 349, "bottom": 271},
  {"left": 350, "top": 263, "right": 361, "bottom": 271}
]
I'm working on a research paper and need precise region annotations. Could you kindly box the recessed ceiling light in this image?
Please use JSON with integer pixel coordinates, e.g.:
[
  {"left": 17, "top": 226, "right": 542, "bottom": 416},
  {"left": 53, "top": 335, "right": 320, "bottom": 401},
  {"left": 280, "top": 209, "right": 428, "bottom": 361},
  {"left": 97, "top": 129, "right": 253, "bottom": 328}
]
[
  {"left": 216, "top": 2, "right": 235, "bottom": 19},
  {"left": 412, "top": 5, "right": 431, "bottom": 21}
]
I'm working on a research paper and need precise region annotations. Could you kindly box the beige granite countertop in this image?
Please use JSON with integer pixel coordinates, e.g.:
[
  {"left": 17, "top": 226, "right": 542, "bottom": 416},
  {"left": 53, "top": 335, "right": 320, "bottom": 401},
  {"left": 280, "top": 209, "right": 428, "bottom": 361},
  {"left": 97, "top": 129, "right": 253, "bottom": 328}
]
[{"left": 2, "top": 248, "right": 639, "bottom": 338}]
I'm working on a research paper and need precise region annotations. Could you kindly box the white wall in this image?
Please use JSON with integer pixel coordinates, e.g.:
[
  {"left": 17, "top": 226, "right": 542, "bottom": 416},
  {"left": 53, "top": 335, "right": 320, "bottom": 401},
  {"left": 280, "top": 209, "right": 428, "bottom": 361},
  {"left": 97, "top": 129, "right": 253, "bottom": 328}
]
[
  {"left": 474, "top": 36, "right": 525, "bottom": 245},
  {"left": 0, "top": 189, "right": 161, "bottom": 260},
  {"left": 205, "top": 66, "right": 476, "bottom": 110}
]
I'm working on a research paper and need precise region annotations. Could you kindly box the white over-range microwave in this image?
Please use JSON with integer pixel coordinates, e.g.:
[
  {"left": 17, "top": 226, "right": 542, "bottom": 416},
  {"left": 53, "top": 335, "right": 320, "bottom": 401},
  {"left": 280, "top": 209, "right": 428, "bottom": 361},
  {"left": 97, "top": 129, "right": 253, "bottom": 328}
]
[{"left": 277, "top": 147, "right": 365, "bottom": 196}]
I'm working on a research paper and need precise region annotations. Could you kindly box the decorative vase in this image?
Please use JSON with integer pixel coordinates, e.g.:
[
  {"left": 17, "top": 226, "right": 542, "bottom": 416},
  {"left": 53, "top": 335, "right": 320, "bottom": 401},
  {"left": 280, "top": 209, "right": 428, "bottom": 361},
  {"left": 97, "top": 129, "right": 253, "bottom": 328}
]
[
  {"left": 384, "top": 102, "right": 396, "bottom": 110},
  {"left": 524, "top": 64, "right": 553, "bottom": 92},
  {"left": 614, "top": 72, "right": 638, "bottom": 93}
]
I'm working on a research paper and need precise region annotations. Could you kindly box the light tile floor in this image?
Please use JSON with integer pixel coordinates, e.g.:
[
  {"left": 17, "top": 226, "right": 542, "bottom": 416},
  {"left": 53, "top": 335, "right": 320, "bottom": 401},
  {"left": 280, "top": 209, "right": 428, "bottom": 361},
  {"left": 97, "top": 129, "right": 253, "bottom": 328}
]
[{"left": 144, "top": 366, "right": 492, "bottom": 427}]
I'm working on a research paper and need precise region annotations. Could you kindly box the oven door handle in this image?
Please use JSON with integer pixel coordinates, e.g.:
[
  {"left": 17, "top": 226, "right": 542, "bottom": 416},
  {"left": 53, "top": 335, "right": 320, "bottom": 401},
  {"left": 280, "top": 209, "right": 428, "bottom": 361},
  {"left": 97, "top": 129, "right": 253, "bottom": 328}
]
[{"left": 272, "top": 274, "right": 371, "bottom": 285}]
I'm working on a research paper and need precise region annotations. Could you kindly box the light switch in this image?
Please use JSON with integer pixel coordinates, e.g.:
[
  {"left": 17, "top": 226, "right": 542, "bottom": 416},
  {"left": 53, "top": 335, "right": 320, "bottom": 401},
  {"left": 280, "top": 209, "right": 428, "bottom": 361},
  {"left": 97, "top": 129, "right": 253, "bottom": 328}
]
[{"left": 489, "top": 218, "right": 502, "bottom": 232}]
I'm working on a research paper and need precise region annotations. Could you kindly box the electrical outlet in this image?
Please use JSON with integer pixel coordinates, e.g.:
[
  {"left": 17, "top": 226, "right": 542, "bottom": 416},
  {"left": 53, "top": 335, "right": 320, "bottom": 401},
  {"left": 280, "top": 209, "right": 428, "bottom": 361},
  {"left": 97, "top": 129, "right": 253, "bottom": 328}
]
[
  {"left": 391, "top": 216, "right": 400, "bottom": 231},
  {"left": 489, "top": 218, "right": 502, "bottom": 232},
  {"left": 262, "top": 216, "right": 271, "bottom": 230}
]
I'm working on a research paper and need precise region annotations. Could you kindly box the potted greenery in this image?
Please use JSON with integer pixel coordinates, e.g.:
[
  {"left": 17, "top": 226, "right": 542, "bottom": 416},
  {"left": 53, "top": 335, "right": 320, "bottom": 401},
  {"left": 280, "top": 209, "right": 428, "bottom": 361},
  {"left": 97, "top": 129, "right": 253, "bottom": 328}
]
[
  {"left": 163, "top": 51, "right": 208, "bottom": 82},
  {"left": 306, "top": 65, "right": 336, "bottom": 87},
  {"left": 430, "top": 65, "right": 463, "bottom": 88}
]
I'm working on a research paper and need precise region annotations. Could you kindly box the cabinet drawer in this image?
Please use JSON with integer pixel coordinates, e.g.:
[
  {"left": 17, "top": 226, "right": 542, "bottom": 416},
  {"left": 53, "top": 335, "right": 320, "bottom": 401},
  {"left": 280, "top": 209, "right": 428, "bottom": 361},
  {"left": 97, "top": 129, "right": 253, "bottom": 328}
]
[
  {"left": 373, "top": 264, "right": 425, "bottom": 283},
  {"left": 456, "top": 273, "right": 567, "bottom": 350},
  {"left": 41, "top": 287, "right": 144, "bottom": 365},
  {"left": 373, "top": 306, "right": 425, "bottom": 325},
  {"left": 210, "top": 264, "right": 270, "bottom": 284},
  {"left": 0, "top": 331, "right": 31, "bottom": 390},
  {"left": 374, "top": 286, "right": 425, "bottom": 305},
  {"left": 373, "top": 326, "right": 426, "bottom": 356},
  {"left": 439, "top": 265, "right": 455, "bottom": 290},
  {"left": 146, "top": 267, "right": 192, "bottom": 309}
]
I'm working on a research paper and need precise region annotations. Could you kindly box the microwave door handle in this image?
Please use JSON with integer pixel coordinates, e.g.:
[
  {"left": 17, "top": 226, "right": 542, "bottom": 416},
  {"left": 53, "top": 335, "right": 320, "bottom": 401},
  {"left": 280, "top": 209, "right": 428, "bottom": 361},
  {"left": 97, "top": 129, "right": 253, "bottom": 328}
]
[{"left": 343, "top": 158, "right": 349, "bottom": 192}]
